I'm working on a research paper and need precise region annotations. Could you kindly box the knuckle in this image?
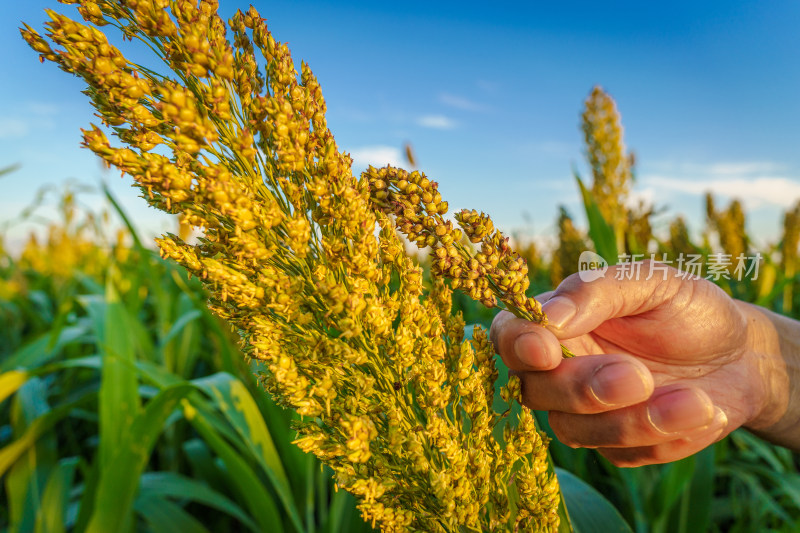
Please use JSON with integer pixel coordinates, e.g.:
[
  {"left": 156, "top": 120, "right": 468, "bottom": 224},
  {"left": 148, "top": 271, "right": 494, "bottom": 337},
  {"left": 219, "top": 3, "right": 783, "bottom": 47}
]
[
  {"left": 555, "top": 433, "right": 582, "bottom": 449},
  {"left": 599, "top": 447, "right": 660, "bottom": 468},
  {"left": 598, "top": 449, "right": 638, "bottom": 468},
  {"left": 549, "top": 414, "right": 581, "bottom": 449},
  {"left": 518, "top": 376, "right": 546, "bottom": 411},
  {"left": 556, "top": 271, "right": 585, "bottom": 292},
  {"left": 572, "top": 379, "right": 606, "bottom": 413},
  {"left": 607, "top": 455, "right": 640, "bottom": 468}
]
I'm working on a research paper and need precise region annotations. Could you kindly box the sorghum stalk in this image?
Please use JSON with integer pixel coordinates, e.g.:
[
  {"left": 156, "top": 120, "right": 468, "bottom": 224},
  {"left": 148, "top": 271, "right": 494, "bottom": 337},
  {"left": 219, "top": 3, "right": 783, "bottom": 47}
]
[{"left": 21, "top": 1, "right": 562, "bottom": 530}]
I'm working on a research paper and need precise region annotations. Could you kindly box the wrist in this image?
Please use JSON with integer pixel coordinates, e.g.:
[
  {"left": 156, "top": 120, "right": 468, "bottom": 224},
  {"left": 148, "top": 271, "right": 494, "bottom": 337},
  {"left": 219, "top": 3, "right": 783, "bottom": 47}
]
[{"left": 737, "top": 301, "right": 797, "bottom": 448}]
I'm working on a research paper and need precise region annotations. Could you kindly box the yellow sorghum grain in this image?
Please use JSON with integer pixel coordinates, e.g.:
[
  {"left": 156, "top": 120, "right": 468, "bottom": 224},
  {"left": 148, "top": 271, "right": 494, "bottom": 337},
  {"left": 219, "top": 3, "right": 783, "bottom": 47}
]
[
  {"left": 22, "top": 2, "right": 561, "bottom": 531},
  {"left": 666, "top": 216, "right": 696, "bottom": 260},
  {"left": 365, "top": 165, "right": 546, "bottom": 325},
  {"left": 781, "top": 201, "right": 800, "bottom": 312},
  {"left": 582, "top": 86, "right": 634, "bottom": 254},
  {"left": 706, "top": 193, "right": 748, "bottom": 273},
  {"left": 550, "top": 207, "right": 587, "bottom": 287}
]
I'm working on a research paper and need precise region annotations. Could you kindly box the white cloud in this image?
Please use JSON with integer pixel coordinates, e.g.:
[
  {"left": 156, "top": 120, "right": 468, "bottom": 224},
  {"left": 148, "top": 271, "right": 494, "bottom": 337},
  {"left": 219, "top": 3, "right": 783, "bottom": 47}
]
[
  {"left": 0, "top": 118, "right": 30, "bottom": 139},
  {"left": 648, "top": 161, "right": 787, "bottom": 178},
  {"left": 626, "top": 188, "right": 656, "bottom": 209},
  {"left": 439, "top": 93, "right": 483, "bottom": 112},
  {"left": 27, "top": 102, "right": 59, "bottom": 117},
  {"left": 348, "top": 145, "right": 404, "bottom": 169},
  {"left": 417, "top": 114, "right": 457, "bottom": 130},
  {"left": 0, "top": 104, "right": 59, "bottom": 139},
  {"left": 704, "top": 161, "right": 785, "bottom": 176},
  {"left": 631, "top": 160, "right": 799, "bottom": 244},
  {"left": 640, "top": 174, "right": 800, "bottom": 209}
]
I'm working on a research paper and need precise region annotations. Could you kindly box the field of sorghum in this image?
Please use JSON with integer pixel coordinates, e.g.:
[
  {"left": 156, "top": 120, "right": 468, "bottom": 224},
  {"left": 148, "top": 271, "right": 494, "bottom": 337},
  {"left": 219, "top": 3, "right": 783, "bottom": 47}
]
[{"left": 2, "top": 1, "right": 800, "bottom": 532}]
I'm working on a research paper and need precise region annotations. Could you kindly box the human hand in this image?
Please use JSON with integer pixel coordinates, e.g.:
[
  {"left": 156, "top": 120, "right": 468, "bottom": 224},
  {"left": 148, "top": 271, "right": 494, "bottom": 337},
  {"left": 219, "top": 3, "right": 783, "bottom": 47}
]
[{"left": 490, "top": 261, "right": 789, "bottom": 467}]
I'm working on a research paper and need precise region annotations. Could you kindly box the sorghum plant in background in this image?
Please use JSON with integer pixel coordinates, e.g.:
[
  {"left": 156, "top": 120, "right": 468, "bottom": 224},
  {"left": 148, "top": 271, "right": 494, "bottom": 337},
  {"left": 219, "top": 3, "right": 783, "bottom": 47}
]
[
  {"left": 782, "top": 201, "right": 800, "bottom": 313},
  {"left": 20, "top": 1, "right": 562, "bottom": 530},
  {"left": 581, "top": 86, "right": 634, "bottom": 255},
  {"left": 0, "top": 188, "right": 376, "bottom": 533},
  {"left": 549, "top": 207, "right": 587, "bottom": 287}
]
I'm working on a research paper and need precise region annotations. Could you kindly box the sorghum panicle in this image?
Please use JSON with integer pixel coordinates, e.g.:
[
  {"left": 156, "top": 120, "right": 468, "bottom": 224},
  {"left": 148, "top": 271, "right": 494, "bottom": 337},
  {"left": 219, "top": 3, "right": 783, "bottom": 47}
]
[
  {"left": 365, "top": 165, "right": 546, "bottom": 325},
  {"left": 582, "top": 86, "right": 634, "bottom": 253},
  {"left": 782, "top": 201, "right": 800, "bottom": 312},
  {"left": 706, "top": 194, "right": 748, "bottom": 272},
  {"left": 22, "top": 1, "right": 561, "bottom": 531},
  {"left": 551, "top": 207, "right": 586, "bottom": 287}
]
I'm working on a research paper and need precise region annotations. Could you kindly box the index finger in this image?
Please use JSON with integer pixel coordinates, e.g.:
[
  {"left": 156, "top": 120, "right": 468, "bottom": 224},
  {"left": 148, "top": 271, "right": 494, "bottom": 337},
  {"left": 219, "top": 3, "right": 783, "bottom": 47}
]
[{"left": 490, "top": 310, "right": 563, "bottom": 371}]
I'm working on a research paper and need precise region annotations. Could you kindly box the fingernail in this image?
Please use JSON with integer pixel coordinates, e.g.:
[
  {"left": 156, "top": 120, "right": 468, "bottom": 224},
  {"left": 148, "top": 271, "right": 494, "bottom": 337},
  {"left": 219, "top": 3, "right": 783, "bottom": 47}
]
[
  {"left": 541, "top": 296, "right": 577, "bottom": 330},
  {"left": 514, "top": 332, "right": 543, "bottom": 368},
  {"left": 647, "top": 388, "right": 715, "bottom": 434},
  {"left": 712, "top": 406, "right": 728, "bottom": 428},
  {"left": 685, "top": 407, "right": 728, "bottom": 442},
  {"left": 589, "top": 362, "right": 652, "bottom": 406}
]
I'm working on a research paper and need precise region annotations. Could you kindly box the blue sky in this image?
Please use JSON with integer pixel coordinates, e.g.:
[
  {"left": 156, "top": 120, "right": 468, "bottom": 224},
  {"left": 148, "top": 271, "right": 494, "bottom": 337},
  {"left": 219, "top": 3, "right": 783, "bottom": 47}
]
[{"left": 3, "top": 1, "right": 800, "bottom": 248}]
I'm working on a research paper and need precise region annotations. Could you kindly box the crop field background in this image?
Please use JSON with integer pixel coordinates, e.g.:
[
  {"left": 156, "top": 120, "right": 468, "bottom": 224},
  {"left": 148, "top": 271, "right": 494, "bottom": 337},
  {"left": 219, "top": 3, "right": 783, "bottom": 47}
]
[
  {"left": 3, "top": 1, "right": 800, "bottom": 532},
  {"left": 2, "top": 156, "right": 800, "bottom": 532}
]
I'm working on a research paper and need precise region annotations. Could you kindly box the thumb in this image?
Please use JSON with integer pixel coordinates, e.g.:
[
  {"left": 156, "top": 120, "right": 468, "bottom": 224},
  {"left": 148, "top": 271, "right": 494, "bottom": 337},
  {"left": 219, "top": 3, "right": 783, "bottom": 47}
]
[{"left": 542, "top": 260, "right": 690, "bottom": 339}]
